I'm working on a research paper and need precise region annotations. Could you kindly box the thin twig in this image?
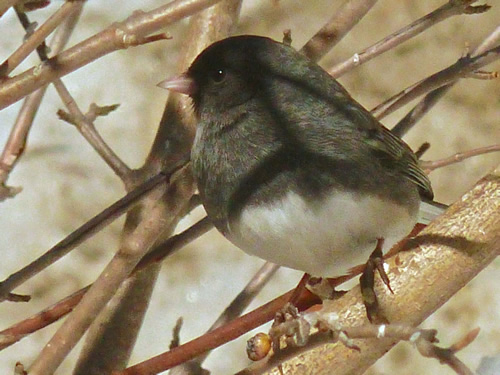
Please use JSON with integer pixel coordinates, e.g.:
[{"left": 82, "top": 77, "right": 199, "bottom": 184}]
[
  {"left": 421, "top": 144, "right": 500, "bottom": 173},
  {"left": 0, "top": 215, "right": 211, "bottom": 351},
  {"left": 0, "top": 0, "right": 82, "bottom": 76},
  {"left": 0, "top": 3, "right": 84, "bottom": 201},
  {"left": 53, "top": 79, "right": 132, "bottom": 181},
  {"left": 0, "top": 171, "right": 170, "bottom": 302},
  {"left": 371, "top": 45, "right": 500, "bottom": 120},
  {"left": 390, "top": 25, "right": 500, "bottom": 137},
  {"left": 0, "top": 286, "right": 90, "bottom": 350},
  {"left": 171, "top": 262, "right": 280, "bottom": 374},
  {"left": 300, "top": 0, "right": 377, "bottom": 62},
  {"left": 329, "top": 0, "right": 490, "bottom": 77},
  {"left": 0, "top": 0, "right": 227, "bottom": 110}
]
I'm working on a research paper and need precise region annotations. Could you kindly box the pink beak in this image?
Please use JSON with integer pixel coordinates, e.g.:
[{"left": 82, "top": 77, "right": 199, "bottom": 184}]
[{"left": 157, "top": 73, "right": 196, "bottom": 96}]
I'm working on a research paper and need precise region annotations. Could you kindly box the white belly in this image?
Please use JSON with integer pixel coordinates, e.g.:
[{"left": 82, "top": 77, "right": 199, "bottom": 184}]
[{"left": 227, "top": 191, "right": 418, "bottom": 277}]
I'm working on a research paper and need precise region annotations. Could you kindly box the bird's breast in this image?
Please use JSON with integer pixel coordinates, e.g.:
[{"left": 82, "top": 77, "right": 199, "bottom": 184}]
[{"left": 227, "top": 189, "right": 418, "bottom": 277}]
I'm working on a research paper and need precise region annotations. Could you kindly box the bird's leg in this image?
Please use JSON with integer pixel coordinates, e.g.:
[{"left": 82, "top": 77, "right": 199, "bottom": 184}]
[
  {"left": 360, "top": 237, "right": 392, "bottom": 324},
  {"left": 288, "top": 273, "right": 311, "bottom": 306}
]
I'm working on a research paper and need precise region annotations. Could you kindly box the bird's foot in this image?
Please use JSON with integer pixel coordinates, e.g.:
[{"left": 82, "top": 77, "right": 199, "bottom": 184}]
[
  {"left": 360, "top": 238, "right": 392, "bottom": 324},
  {"left": 306, "top": 277, "right": 347, "bottom": 301}
]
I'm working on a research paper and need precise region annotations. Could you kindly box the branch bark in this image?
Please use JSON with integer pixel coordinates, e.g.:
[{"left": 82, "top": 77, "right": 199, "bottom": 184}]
[
  {"left": 0, "top": 0, "right": 227, "bottom": 110},
  {"left": 71, "top": 1, "right": 243, "bottom": 374},
  {"left": 260, "top": 164, "right": 499, "bottom": 374}
]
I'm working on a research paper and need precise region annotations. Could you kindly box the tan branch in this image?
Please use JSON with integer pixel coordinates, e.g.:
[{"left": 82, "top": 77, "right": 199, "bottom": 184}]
[
  {"left": 259, "top": 164, "right": 500, "bottom": 375},
  {"left": 300, "top": 0, "right": 378, "bottom": 62},
  {"left": 0, "top": 0, "right": 82, "bottom": 76},
  {"left": 54, "top": 79, "right": 132, "bottom": 181},
  {"left": 422, "top": 144, "right": 500, "bottom": 173},
  {"left": 49, "top": 1, "right": 242, "bottom": 373},
  {"left": 0, "top": 0, "right": 227, "bottom": 110},
  {"left": 371, "top": 45, "right": 500, "bottom": 120},
  {"left": 0, "top": 3, "right": 83, "bottom": 201},
  {"left": 329, "top": 0, "right": 490, "bottom": 78}
]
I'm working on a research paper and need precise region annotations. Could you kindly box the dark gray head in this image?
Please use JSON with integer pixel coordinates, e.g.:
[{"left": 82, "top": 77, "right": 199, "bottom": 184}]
[{"left": 159, "top": 35, "right": 345, "bottom": 118}]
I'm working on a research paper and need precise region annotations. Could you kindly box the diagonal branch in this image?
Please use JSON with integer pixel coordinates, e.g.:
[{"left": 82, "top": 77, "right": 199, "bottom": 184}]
[
  {"left": 0, "top": 0, "right": 228, "bottom": 110},
  {"left": 329, "top": 0, "right": 490, "bottom": 77},
  {"left": 0, "top": 0, "right": 83, "bottom": 76},
  {"left": 300, "top": 0, "right": 378, "bottom": 62},
  {"left": 391, "top": 25, "right": 500, "bottom": 137},
  {"left": 371, "top": 45, "right": 500, "bottom": 120},
  {"left": 0, "top": 2, "right": 84, "bottom": 201},
  {"left": 118, "top": 162, "right": 499, "bottom": 375}
]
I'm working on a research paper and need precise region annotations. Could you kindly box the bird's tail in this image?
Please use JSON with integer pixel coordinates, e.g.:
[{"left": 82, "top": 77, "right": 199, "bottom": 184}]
[{"left": 418, "top": 200, "right": 447, "bottom": 225}]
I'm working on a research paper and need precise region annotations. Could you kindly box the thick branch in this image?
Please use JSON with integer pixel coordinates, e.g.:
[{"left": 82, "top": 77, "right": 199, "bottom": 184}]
[
  {"left": 71, "top": 1, "right": 242, "bottom": 374},
  {"left": 260, "top": 165, "right": 500, "bottom": 374}
]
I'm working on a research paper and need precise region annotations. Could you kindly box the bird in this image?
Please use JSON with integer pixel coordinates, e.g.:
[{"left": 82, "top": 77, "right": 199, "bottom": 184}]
[{"left": 158, "top": 35, "right": 435, "bottom": 280}]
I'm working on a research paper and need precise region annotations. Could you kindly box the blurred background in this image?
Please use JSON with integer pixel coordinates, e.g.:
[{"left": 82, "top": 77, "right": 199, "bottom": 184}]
[{"left": 0, "top": 0, "right": 499, "bottom": 373}]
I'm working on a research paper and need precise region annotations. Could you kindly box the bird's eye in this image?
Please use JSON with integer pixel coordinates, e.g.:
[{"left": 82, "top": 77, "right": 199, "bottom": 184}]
[{"left": 211, "top": 68, "right": 226, "bottom": 83}]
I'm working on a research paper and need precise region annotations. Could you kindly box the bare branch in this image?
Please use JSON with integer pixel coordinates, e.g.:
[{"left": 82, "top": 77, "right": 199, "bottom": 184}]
[
  {"left": 0, "top": 171, "right": 171, "bottom": 302},
  {"left": 0, "top": 1, "right": 82, "bottom": 76},
  {"left": 0, "top": 0, "right": 228, "bottom": 110},
  {"left": 0, "top": 3, "right": 83, "bottom": 201},
  {"left": 329, "top": 0, "right": 491, "bottom": 77},
  {"left": 421, "top": 144, "right": 500, "bottom": 173},
  {"left": 54, "top": 79, "right": 132, "bottom": 181},
  {"left": 300, "top": 0, "right": 377, "bottom": 62},
  {"left": 391, "top": 25, "right": 500, "bottom": 137},
  {"left": 371, "top": 45, "right": 500, "bottom": 120}
]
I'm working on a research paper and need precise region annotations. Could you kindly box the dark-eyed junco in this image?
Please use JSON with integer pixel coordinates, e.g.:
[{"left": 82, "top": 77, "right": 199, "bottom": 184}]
[{"left": 159, "top": 35, "right": 436, "bottom": 278}]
